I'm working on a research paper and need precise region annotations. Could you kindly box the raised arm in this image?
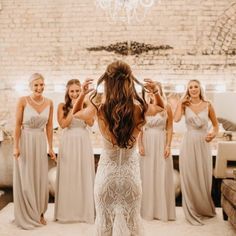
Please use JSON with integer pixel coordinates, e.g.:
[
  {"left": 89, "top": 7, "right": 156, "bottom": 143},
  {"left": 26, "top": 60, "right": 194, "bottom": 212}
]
[
  {"left": 74, "top": 103, "right": 97, "bottom": 123},
  {"left": 143, "top": 78, "right": 164, "bottom": 108},
  {"left": 57, "top": 103, "right": 73, "bottom": 129},
  {"left": 82, "top": 102, "right": 95, "bottom": 127},
  {"left": 46, "top": 100, "right": 56, "bottom": 161},
  {"left": 205, "top": 102, "right": 219, "bottom": 142},
  {"left": 73, "top": 79, "right": 94, "bottom": 115},
  {"left": 73, "top": 79, "right": 97, "bottom": 122},
  {"left": 165, "top": 104, "right": 173, "bottom": 158},
  {"left": 174, "top": 101, "right": 183, "bottom": 122},
  {"left": 13, "top": 97, "right": 25, "bottom": 159},
  {"left": 153, "top": 90, "right": 164, "bottom": 108},
  {"left": 174, "top": 95, "right": 190, "bottom": 122}
]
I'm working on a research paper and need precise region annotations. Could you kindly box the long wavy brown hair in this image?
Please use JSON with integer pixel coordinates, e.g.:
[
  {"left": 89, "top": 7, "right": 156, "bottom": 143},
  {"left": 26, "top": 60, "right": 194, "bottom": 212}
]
[
  {"left": 63, "top": 79, "right": 81, "bottom": 117},
  {"left": 90, "top": 61, "right": 147, "bottom": 149}
]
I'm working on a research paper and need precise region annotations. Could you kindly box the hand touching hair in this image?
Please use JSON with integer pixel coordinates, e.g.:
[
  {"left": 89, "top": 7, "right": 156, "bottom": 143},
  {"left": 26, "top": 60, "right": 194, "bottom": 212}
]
[{"left": 90, "top": 61, "right": 147, "bottom": 148}]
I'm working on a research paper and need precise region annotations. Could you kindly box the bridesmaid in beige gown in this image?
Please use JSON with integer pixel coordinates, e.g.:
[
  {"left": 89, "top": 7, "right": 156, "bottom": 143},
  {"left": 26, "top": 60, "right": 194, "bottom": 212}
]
[
  {"left": 174, "top": 79, "right": 218, "bottom": 225},
  {"left": 13, "top": 73, "right": 56, "bottom": 229},
  {"left": 54, "top": 79, "right": 95, "bottom": 223},
  {"left": 139, "top": 83, "right": 176, "bottom": 221}
]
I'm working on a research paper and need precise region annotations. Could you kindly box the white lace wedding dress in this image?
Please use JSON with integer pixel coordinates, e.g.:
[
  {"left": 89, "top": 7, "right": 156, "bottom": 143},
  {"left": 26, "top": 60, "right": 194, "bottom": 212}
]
[{"left": 94, "top": 137, "right": 143, "bottom": 236}]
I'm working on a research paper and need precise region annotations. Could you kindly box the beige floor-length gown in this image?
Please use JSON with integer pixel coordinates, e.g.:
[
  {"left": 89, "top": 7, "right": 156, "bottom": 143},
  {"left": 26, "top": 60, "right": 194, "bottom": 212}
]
[
  {"left": 179, "top": 106, "right": 216, "bottom": 225},
  {"left": 94, "top": 136, "right": 143, "bottom": 236},
  {"left": 54, "top": 117, "right": 95, "bottom": 223},
  {"left": 140, "top": 111, "right": 176, "bottom": 221},
  {"left": 13, "top": 103, "right": 50, "bottom": 229}
]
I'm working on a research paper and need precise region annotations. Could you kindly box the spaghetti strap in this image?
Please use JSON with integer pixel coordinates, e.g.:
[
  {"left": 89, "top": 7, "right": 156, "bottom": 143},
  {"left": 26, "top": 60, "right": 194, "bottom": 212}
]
[{"left": 24, "top": 96, "right": 29, "bottom": 104}]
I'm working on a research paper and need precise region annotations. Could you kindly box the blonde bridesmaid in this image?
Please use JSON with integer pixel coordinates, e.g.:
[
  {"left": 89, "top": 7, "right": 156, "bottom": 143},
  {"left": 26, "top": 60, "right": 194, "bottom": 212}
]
[
  {"left": 54, "top": 79, "right": 95, "bottom": 223},
  {"left": 174, "top": 79, "right": 218, "bottom": 225},
  {"left": 13, "top": 73, "right": 56, "bottom": 229}
]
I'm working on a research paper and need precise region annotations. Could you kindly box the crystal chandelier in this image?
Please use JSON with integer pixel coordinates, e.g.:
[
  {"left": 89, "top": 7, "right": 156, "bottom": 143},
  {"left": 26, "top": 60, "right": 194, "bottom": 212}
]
[{"left": 96, "top": 0, "right": 155, "bottom": 24}]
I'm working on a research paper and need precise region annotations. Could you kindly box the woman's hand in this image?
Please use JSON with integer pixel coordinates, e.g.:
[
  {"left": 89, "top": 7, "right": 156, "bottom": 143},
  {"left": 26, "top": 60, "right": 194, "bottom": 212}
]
[
  {"left": 13, "top": 147, "right": 20, "bottom": 160},
  {"left": 205, "top": 132, "right": 216, "bottom": 142},
  {"left": 81, "top": 79, "right": 95, "bottom": 95},
  {"left": 181, "top": 95, "right": 191, "bottom": 107},
  {"left": 48, "top": 149, "right": 57, "bottom": 162},
  {"left": 164, "top": 146, "right": 171, "bottom": 158},
  {"left": 139, "top": 145, "right": 145, "bottom": 156},
  {"left": 143, "top": 78, "right": 159, "bottom": 93}
]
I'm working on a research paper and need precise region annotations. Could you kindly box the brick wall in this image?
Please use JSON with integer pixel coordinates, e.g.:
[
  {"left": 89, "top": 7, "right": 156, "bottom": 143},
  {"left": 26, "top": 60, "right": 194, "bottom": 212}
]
[{"left": 0, "top": 0, "right": 236, "bottom": 134}]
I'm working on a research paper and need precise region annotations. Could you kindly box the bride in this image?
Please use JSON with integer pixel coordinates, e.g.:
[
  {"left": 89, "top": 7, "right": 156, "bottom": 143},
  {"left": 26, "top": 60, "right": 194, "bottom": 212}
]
[{"left": 73, "top": 61, "right": 164, "bottom": 236}]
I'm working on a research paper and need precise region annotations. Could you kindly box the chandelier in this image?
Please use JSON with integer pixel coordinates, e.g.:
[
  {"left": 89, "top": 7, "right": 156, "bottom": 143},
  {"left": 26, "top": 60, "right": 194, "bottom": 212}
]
[{"left": 96, "top": 0, "right": 155, "bottom": 24}]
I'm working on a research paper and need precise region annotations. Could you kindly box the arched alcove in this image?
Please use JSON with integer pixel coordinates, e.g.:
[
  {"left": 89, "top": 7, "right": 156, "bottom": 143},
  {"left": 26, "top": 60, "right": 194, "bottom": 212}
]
[{"left": 210, "top": 2, "right": 236, "bottom": 55}]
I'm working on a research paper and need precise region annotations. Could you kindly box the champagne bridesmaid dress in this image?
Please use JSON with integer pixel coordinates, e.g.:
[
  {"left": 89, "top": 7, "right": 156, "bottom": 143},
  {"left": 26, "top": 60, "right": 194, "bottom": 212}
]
[
  {"left": 14, "top": 102, "right": 50, "bottom": 229},
  {"left": 179, "top": 106, "right": 216, "bottom": 225}
]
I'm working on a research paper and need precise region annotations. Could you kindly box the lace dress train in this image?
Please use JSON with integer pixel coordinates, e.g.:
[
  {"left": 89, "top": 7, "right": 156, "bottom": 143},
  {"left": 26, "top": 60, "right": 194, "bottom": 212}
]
[{"left": 94, "top": 138, "right": 143, "bottom": 236}]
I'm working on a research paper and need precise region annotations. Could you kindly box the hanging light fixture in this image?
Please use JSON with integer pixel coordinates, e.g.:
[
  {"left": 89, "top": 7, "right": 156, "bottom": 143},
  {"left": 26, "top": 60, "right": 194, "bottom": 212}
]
[{"left": 96, "top": 0, "right": 156, "bottom": 24}]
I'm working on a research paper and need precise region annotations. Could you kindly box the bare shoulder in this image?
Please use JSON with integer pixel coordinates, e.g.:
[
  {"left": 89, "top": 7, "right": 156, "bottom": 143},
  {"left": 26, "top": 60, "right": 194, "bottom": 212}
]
[
  {"left": 57, "top": 102, "right": 65, "bottom": 112},
  {"left": 45, "top": 97, "right": 53, "bottom": 106},
  {"left": 205, "top": 100, "right": 214, "bottom": 109},
  {"left": 58, "top": 102, "right": 65, "bottom": 109},
  {"left": 207, "top": 101, "right": 216, "bottom": 114},
  {"left": 18, "top": 96, "right": 27, "bottom": 106}
]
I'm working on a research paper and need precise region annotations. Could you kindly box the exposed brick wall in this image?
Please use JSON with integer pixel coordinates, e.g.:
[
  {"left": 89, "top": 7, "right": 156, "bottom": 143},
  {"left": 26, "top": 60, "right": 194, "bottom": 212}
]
[{"left": 0, "top": 0, "right": 235, "bottom": 133}]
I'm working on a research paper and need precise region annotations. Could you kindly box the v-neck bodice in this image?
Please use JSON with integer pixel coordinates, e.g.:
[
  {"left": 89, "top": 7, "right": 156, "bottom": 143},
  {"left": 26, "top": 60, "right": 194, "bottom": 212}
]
[
  {"left": 185, "top": 106, "right": 209, "bottom": 132},
  {"left": 22, "top": 104, "right": 50, "bottom": 129}
]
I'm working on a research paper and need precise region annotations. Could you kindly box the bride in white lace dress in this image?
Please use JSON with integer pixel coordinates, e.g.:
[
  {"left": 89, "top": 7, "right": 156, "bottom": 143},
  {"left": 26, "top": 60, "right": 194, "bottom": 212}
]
[{"left": 73, "top": 61, "right": 164, "bottom": 236}]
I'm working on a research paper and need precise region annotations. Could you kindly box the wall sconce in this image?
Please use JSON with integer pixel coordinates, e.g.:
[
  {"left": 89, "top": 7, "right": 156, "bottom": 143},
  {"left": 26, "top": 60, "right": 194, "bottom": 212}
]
[
  {"left": 175, "top": 84, "right": 185, "bottom": 93},
  {"left": 54, "top": 84, "right": 65, "bottom": 93},
  {"left": 215, "top": 84, "right": 226, "bottom": 92},
  {"left": 13, "top": 84, "right": 28, "bottom": 92}
]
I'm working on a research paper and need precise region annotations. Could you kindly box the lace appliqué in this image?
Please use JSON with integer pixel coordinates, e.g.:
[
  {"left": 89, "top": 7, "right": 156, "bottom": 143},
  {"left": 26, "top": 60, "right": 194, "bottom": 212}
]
[{"left": 94, "top": 144, "right": 144, "bottom": 236}]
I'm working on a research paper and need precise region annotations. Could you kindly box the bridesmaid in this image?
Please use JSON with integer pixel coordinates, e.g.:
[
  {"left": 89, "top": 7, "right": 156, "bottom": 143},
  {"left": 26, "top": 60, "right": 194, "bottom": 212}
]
[
  {"left": 174, "top": 79, "right": 218, "bottom": 225},
  {"left": 54, "top": 79, "right": 95, "bottom": 223},
  {"left": 13, "top": 73, "right": 56, "bottom": 229},
  {"left": 139, "top": 82, "right": 176, "bottom": 221}
]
